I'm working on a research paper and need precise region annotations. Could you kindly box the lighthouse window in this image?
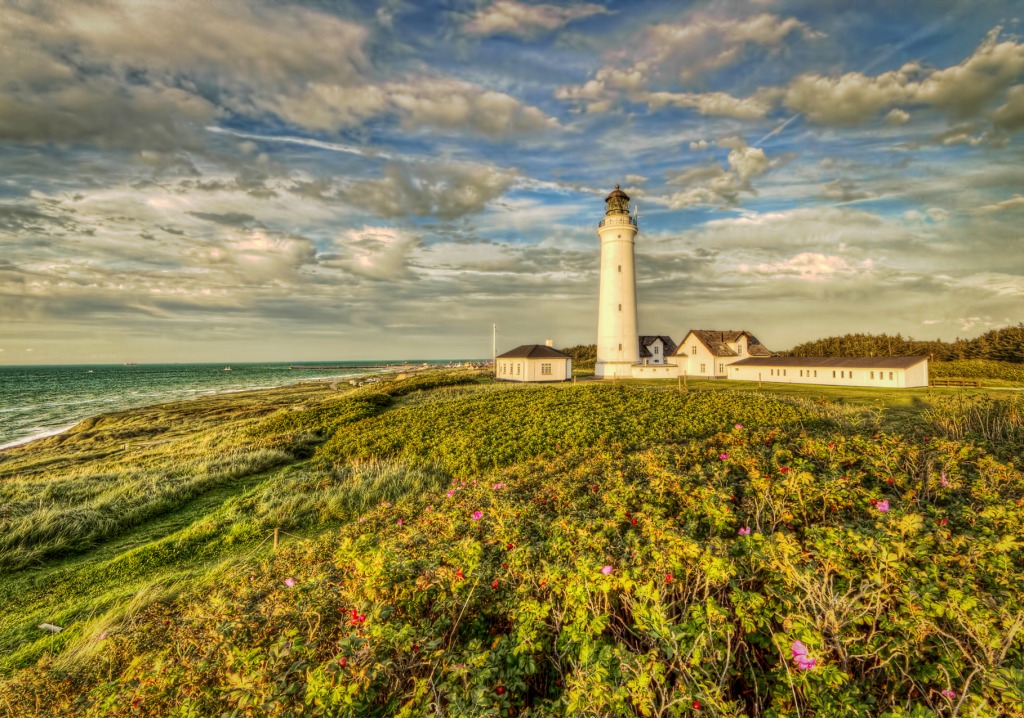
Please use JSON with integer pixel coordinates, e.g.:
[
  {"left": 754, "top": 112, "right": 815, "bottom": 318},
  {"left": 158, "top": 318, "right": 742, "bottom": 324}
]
[
  {"left": 618, "top": 265, "right": 621, "bottom": 273},
  {"left": 618, "top": 304, "right": 621, "bottom": 311},
  {"left": 618, "top": 343, "right": 622, "bottom": 351}
]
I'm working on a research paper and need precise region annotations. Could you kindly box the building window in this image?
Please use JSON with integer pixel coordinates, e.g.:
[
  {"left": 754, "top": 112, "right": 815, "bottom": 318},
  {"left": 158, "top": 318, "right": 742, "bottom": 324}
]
[
  {"left": 719, "top": 363, "right": 724, "bottom": 373},
  {"left": 850, "top": 372, "right": 854, "bottom": 379},
  {"left": 618, "top": 303, "right": 622, "bottom": 311},
  {"left": 654, "top": 346, "right": 659, "bottom": 354},
  {"left": 870, "top": 371, "right": 874, "bottom": 379},
  {"left": 814, "top": 371, "right": 817, "bottom": 377},
  {"left": 700, "top": 363, "right": 706, "bottom": 373},
  {"left": 541, "top": 363, "right": 552, "bottom": 375},
  {"left": 832, "top": 371, "right": 836, "bottom": 378},
  {"left": 516, "top": 364, "right": 520, "bottom": 375},
  {"left": 618, "top": 343, "right": 622, "bottom": 351},
  {"left": 799, "top": 370, "right": 803, "bottom": 377},
  {"left": 889, "top": 372, "right": 893, "bottom": 380},
  {"left": 617, "top": 265, "right": 621, "bottom": 273},
  {"left": 783, "top": 369, "right": 787, "bottom": 376},
  {"left": 841, "top": 371, "right": 845, "bottom": 378},
  {"left": 692, "top": 345, "right": 697, "bottom": 355}
]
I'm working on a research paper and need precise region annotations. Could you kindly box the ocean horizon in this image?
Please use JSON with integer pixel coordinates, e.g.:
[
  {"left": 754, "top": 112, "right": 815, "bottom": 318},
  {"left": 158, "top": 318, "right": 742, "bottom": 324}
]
[{"left": 0, "top": 360, "right": 464, "bottom": 450}]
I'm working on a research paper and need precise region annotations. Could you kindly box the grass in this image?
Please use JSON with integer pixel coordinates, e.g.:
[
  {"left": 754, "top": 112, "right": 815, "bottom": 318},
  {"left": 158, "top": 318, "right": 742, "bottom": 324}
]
[{"left": 1, "top": 371, "right": 1022, "bottom": 716}]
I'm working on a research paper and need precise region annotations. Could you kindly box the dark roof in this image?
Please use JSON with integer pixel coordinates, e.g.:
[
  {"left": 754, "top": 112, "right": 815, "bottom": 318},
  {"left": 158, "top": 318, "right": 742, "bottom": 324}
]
[
  {"left": 638, "top": 335, "right": 678, "bottom": 358},
  {"left": 730, "top": 356, "right": 928, "bottom": 369},
  {"left": 675, "top": 330, "right": 772, "bottom": 357},
  {"left": 496, "top": 344, "right": 572, "bottom": 360},
  {"left": 605, "top": 184, "right": 629, "bottom": 203}
]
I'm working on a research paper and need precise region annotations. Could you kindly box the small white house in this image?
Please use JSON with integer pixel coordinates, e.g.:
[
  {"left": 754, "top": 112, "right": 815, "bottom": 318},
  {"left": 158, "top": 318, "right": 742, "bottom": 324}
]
[
  {"left": 671, "top": 330, "right": 773, "bottom": 378},
  {"left": 496, "top": 344, "right": 572, "bottom": 383},
  {"left": 727, "top": 356, "right": 930, "bottom": 388}
]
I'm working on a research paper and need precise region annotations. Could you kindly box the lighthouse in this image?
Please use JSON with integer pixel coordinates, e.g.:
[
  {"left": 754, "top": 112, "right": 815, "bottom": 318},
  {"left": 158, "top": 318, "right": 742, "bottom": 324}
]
[{"left": 595, "top": 185, "right": 639, "bottom": 379}]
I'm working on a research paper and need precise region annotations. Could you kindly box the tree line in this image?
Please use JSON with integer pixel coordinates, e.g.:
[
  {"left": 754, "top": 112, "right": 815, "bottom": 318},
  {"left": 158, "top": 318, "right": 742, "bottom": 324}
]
[
  {"left": 784, "top": 323, "right": 1024, "bottom": 363},
  {"left": 561, "top": 323, "right": 1024, "bottom": 365}
]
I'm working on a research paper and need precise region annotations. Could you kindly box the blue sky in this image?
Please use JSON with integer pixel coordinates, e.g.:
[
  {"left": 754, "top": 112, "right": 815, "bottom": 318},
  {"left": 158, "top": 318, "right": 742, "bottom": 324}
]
[{"left": 1, "top": 0, "right": 1022, "bottom": 363}]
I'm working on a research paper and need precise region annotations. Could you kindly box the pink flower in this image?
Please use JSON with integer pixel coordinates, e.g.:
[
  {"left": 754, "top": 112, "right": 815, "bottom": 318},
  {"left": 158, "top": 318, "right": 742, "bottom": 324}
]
[
  {"left": 876, "top": 500, "right": 890, "bottom": 512},
  {"left": 719, "top": 453, "right": 729, "bottom": 460},
  {"left": 734, "top": 423, "right": 743, "bottom": 429},
  {"left": 284, "top": 578, "right": 295, "bottom": 588},
  {"left": 472, "top": 511, "right": 483, "bottom": 521},
  {"left": 96, "top": 631, "right": 107, "bottom": 641},
  {"left": 738, "top": 526, "right": 751, "bottom": 536},
  {"left": 601, "top": 565, "right": 613, "bottom": 575},
  {"left": 492, "top": 483, "right": 506, "bottom": 490},
  {"left": 397, "top": 519, "right": 403, "bottom": 526},
  {"left": 791, "top": 640, "right": 816, "bottom": 670},
  {"left": 941, "top": 689, "right": 956, "bottom": 699},
  {"left": 940, "top": 472, "right": 950, "bottom": 487},
  {"left": 446, "top": 489, "right": 456, "bottom": 498},
  {"left": 381, "top": 501, "right": 391, "bottom": 508}
]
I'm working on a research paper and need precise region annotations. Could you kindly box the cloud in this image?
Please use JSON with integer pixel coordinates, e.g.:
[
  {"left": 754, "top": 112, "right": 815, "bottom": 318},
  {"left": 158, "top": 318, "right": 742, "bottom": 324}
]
[
  {"left": 656, "top": 137, "right": 770, "bottom": 209},
  {"left": 740, "top": 252, "right": 874, "bottom": 281},
  {"left": 344, "top": 162, "right": 518, "bottom": 219},
  {"left": 463, "top": 1, "right": 608, "bottom": 38},
  {"left": 975, "top": 194, "right": 1024, "bottom": 213},
  {"left": 822, "top": 179, "right": 874, "bottom": 203},
  {"left": 642, "top": 90, "right": 773, "bottom": 120},
  {"left": 783, "top": 27, "right": 1024, "bottom": 127},
  {"left": 328, "top": 227, "right": 420, "bottom": 281},
  {"left": 0, "top": 0, "right": 558, "bottom": 148},
  {"left": 385, "top": 78, "right": 558, "bottom": 137},
  {"left": 554, "top": 12, "right": 817, "bottom": 116},
  {"left": 992, "top": 84, "right": 1024, "bottom": 132}
]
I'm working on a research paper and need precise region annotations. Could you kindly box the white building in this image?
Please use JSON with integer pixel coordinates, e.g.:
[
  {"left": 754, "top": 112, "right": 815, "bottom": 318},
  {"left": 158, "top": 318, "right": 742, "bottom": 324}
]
[
  {"left": 496, "top": 344, "right": 572, "bottom": 383},
  {"left": 727, "top": 356, "right": 929, "bottom": 388},
  {"left": 639, "top": 335, "right": 678, "bottom": 366},
  {"left": 670, "top": 330, "right": 772, "bottom": 378},
  {"left": 595, "top": 185, "right": 640, "bottom": 379}
]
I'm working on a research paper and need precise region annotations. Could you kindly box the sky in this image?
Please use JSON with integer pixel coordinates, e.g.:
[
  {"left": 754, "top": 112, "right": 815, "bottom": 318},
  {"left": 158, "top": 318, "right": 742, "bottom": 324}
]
[{"left": 2, "top": 0, "right": 1023, "bottom": 364}]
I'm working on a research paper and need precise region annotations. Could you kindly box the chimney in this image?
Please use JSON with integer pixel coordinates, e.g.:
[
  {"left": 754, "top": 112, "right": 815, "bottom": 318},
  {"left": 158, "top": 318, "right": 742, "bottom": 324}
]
[{"left": 545, "top": 339, "right": 554, "bottom": 347}]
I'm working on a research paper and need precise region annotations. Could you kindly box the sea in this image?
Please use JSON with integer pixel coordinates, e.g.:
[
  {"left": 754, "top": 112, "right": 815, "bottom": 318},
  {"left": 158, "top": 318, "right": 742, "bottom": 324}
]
[{"left": 0, "top": 361, "right": 451, "bottom": 450}]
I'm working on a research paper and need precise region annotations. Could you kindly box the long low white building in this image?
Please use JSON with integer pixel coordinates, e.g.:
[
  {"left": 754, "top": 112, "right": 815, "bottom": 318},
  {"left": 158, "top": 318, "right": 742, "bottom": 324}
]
[{"left": 726, "top": 356, "right": 930, "bottom": 388}]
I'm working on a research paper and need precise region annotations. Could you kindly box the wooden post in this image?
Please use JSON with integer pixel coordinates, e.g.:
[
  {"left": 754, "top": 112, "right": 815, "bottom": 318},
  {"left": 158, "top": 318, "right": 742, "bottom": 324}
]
[
  {"left": 677, "top": 375, "right": 681, "bottom": 392},
  {"left": 759, "top": 372, "right": 762, "bottom": 389},
  {"left": 273, "top": 528, "right": 279, "bottom": 552}
]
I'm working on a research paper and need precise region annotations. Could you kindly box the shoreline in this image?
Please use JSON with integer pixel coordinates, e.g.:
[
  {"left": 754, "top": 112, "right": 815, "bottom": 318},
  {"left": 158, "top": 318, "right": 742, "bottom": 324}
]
[{"left": 0, "top": 366, "right": 416, "bottom": 453}]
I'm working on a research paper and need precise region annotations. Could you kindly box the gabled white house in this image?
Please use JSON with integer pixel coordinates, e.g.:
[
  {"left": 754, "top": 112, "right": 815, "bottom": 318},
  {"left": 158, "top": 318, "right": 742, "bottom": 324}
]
[
  {"left": 639, "top": 335, "right": 678, "bottom": 366},
  {"left": 727, "top": 356, "right": 929, "bottom": 388},
  {"left": 670, "top": 330, "right": 772, "bottom": 378},
  {"left": 496, "top": 344, "right": 572, "bottom": 383}
]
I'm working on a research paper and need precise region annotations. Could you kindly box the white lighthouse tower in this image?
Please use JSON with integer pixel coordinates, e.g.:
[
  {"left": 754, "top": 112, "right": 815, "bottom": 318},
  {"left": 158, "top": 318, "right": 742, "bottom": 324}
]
[{"left": 595, "top": 185, "right": 639, "bottom": 379}]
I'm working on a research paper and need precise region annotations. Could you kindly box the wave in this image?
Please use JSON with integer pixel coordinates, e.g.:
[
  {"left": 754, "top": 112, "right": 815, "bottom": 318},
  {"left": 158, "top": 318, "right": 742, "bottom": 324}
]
[{"left": 0, "top": 424, "right": 78, "bottom": 451}]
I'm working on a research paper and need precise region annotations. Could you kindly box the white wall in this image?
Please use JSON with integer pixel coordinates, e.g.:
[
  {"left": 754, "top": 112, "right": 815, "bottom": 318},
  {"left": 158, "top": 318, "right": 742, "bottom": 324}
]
[
  {"left": 497, "top": 357, "right": 571, "bottom": 382},
  {"left": 671, "top": 333, "right": 738, "bottom": 377},
  {"left": 727, "top": 362, "right": 928, "bottom": 388},
  {"left": 595, "top": 214, "right": 639, "bottom": 378},
  {"left": 631, "top": 364, "right": 680, "bottom": 379}
]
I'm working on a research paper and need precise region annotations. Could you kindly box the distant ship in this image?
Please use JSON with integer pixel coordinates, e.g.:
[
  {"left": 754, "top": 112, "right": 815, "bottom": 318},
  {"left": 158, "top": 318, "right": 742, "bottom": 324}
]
[
  {"left": 224, "top": 366, "right": 232, "bottom": 371},
  {"left": 124, "top": 362, "right": 136, "bottom": 366}
]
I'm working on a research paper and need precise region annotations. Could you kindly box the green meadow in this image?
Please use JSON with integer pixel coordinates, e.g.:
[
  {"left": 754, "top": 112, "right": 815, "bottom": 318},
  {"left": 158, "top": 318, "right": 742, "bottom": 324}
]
[{"left": 0, "top": 370, "right": 1022, "bottom": 716}]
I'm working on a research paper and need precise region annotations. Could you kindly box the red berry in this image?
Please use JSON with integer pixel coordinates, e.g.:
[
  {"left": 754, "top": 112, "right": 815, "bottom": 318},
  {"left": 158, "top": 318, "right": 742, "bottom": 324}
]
[
  {"left": 339, "top": 657, "right": 347, "bottom": 667},
  {"left": 496, "top": 686, "right": 506, "bottom": 695},
  {"left": 693, "top": 700, "right": 701, "bottom": 709},
  {"left": 665, "top": 573, "right": 673, "bottom": 583},
  {"left": 491, "top": 580, "right": 499, "bottom": 589}
]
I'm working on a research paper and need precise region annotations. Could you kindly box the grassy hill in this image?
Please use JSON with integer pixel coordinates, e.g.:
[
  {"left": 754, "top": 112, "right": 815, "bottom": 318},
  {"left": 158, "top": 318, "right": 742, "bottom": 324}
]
[{"left": 1, "top": 373, "right": 1023, "bottom": 716}]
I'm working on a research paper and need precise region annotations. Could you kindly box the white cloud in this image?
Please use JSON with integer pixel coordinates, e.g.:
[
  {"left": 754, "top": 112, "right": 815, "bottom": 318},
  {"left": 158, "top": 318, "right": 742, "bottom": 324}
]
[
  {"left": 656, "top": 136, "right": 770, "bottom": 209},
  {"left": 555, "top": 12, "right": 818, "bottom": 116},
  {"left": 463, "top": 1, "right": 608, "bottom": 38},
  {"left": 330, "top": 227, "right": 420, "bottom": 281},
  {"left": 740, "top": 252, "right": 874, "bottom": 281},
  {"left": 975, "top": 194, "right": 1024, "bottom": 213},
  {"left": 783, "top": 27, "right": 1024, "bottom": 127}
]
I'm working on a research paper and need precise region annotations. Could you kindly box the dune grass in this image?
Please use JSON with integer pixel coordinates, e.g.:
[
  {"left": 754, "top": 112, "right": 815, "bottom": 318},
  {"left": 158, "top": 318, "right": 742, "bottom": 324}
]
[{"left": 0, "top": 371, "right": 1021, "bottom": 716}]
